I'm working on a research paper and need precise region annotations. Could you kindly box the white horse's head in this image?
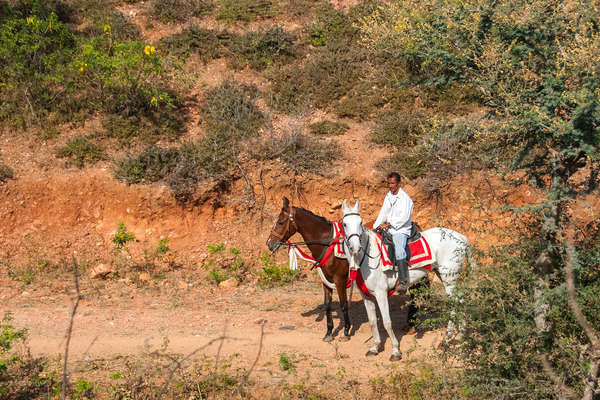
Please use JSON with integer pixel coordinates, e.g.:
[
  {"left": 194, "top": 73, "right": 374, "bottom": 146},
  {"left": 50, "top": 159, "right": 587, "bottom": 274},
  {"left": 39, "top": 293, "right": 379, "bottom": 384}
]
[{"left": 341, "top": 199, "right": 363, "bottom": 257}]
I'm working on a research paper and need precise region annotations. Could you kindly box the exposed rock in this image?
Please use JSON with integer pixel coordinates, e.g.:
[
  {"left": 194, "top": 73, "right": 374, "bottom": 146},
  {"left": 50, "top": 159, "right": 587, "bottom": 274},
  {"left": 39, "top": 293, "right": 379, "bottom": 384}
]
[{"left": 89, "top": 263, "right": 112, "bottom": 279}]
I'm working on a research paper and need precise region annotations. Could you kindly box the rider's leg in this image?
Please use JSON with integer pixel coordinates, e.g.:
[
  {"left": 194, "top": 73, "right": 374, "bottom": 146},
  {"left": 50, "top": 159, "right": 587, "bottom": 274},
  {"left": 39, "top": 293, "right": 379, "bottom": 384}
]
[{"left": 392, "top": 233, "right": 409, "bottom": 286}]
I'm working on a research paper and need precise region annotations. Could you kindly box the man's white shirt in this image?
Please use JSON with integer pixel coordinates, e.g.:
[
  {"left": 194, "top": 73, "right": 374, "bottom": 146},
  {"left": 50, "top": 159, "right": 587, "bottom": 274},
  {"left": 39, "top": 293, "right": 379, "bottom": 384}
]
[{"left": 373, "top": 188, "right": 413, "bottom": 236}]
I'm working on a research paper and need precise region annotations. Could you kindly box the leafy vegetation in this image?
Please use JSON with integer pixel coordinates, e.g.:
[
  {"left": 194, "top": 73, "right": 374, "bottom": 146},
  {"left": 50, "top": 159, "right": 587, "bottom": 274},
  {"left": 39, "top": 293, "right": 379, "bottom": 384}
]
[
  {"left": 56, "top": 135, "right": 105, "bottom": 167},
  {"left": 216, "top": 0, "right": 276, "bottom": 23},
  {"left": 151, "top": 0, "right": 213, "bottom": 23},
  {"left": 0, "top": 163, "right": 13, "bottom": 183}
]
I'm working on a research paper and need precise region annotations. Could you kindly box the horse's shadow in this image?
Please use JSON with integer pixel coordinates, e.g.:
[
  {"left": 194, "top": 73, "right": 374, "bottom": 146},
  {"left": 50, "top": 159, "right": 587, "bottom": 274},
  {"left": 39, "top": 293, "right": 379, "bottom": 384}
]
[{"left": 301, "top": 294, "right": 429, "bottom": 343}]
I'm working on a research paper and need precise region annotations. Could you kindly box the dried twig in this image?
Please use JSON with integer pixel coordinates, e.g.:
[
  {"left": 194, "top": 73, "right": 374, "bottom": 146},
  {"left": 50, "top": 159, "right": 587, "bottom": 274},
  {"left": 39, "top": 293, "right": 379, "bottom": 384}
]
[
  {"left": 62, "top": 256, "right": 83, "bottom": 400},
  {"left": 236, "top": 320, "right": 265, "bottom": 395}
]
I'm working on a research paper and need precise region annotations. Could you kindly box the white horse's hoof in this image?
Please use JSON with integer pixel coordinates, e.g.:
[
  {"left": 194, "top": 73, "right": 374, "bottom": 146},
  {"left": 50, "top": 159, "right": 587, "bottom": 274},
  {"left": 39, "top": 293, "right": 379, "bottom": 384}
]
[
  {"left": 365, "top": 349, "right": 379, "bottom": 356},
  {"left": 389, "top": 352, "right": 402, "bottom": 361},
  {"left": 323, "top": 335, "right": 334, "bottom": 342},
  {"left": 338, "top": 335, "right": 350, "bottom": 342}
]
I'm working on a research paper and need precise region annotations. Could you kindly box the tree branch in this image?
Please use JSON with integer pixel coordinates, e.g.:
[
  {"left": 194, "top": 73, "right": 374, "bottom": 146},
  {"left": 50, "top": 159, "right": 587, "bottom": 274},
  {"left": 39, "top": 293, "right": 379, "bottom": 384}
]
[
  {"left": 564, "top": 240, "right": 600, "bottom": 400},
  {"left": 62, "top": 256, "right": 83, "bottom": 400}
]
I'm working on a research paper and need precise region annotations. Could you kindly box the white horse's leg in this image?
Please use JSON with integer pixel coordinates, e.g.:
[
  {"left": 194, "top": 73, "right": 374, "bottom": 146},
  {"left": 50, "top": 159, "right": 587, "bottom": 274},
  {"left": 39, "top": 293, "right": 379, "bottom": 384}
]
[
  {"left": 439, "top": 263, "right": 460, "bottom": 338},
  {"left": 363, "top": 297, "right": 381, "bottom": 356},
  {"left": 374, "top": 291, "right": 402, "bottom": 361}
]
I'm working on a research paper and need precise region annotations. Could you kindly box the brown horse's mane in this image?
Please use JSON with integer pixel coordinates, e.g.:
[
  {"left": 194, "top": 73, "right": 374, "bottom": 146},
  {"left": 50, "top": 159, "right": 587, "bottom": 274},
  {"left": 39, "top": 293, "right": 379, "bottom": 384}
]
[{"left": 293, "top": 207, "right": 331, "bottom": 225}]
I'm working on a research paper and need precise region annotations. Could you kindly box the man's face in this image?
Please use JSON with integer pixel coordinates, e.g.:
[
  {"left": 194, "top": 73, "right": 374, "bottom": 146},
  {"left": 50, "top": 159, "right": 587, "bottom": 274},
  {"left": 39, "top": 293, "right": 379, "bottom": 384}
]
[{"left": 387, "top": 177, "right": 400, "bottom": 195}]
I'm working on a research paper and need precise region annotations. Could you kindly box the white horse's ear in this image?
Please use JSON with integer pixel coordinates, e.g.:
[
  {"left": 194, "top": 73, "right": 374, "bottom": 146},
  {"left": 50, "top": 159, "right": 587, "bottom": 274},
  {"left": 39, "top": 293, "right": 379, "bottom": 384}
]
[
  {"left": 354, "top": 199, "right": 360, "bottom": 212},
  {"left": 341, "top": 199, "right": 348, "bottom": 213}
]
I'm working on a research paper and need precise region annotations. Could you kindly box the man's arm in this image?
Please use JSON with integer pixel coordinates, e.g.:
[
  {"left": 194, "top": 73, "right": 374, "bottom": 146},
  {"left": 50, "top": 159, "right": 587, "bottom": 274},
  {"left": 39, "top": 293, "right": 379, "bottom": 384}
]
[{"left": 373, "top": 196, "right": 389, "bottom": 229}]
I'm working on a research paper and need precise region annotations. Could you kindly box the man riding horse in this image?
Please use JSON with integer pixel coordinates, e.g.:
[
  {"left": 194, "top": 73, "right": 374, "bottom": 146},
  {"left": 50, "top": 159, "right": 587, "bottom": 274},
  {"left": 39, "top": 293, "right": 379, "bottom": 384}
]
[{"left": 373, "top": 172, "right": 413, "bottom": 291}]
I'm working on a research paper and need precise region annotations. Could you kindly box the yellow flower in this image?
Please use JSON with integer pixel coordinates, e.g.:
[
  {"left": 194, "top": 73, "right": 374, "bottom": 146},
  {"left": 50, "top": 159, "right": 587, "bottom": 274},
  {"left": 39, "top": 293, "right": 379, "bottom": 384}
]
[
  {"left": 79, "top": 67, "right": 84, "bottom": 72},
  {"left": 26, "top": 17, "right": 34, "bottom": 25},
  {"left": 144, "top": 45, "right": 152, "bottom": 56},
  {"left": 150, "top": 46, "right": 156, "bottom": 54},
  {"left": 104, "top": 25, "right": 111, "bottom": 33},
  {"left": 151, "top": 96, "right": 158, "bottom": 107}
]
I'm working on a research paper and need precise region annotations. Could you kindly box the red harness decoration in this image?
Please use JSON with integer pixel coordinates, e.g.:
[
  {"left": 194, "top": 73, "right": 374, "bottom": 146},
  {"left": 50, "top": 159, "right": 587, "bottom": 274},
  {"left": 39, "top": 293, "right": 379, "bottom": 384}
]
[
  {"left": 287, "top": 222, "right": 345, "bottom": 268},
  {"left": 347, "top": 269, "right": 396, "bottom": 298},
  {"left": 345, "top": 235, "right": 434, "bottom": 298}
]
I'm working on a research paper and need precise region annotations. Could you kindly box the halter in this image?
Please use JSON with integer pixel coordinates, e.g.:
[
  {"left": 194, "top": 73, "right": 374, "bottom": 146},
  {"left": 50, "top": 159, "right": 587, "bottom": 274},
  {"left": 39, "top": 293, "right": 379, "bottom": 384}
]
[
  {"left": 341, "top": 212, "right": 375, "bottom": 268},
  {"left": 269, "top": 207, "right": 296, "bottom": 241}
]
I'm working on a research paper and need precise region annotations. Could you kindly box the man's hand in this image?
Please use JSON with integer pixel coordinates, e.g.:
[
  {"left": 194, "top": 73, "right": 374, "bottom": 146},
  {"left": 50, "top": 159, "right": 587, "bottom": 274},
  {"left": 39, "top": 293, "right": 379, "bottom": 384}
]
[{"left": 379, "top": 222, "right": 391, "bottom": 230}]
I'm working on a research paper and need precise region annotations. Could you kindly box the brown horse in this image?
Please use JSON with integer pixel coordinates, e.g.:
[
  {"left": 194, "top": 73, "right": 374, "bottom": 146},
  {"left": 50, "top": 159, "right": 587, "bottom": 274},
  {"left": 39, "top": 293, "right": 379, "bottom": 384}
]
[{"left": 266, "top": 197, "right": 351, "bottom": 341}]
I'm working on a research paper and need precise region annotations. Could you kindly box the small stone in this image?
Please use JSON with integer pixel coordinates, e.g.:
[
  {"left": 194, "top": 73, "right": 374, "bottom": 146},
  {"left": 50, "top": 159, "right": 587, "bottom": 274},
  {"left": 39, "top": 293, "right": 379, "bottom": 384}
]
[
  {"left": 89, "top": 263, "right": 112, "bottom": 279},
  {"left": 178, "top": 281, "right": 187, "bottom": 290},
  {"left": 219, "top": 277, "right": 238, "bottom": 288},
  {"left": 255, "top": 318, "right": 267, "bottom": 325},
  {"left": 139, "top": 273, "right": 151, "bottom": 282}
]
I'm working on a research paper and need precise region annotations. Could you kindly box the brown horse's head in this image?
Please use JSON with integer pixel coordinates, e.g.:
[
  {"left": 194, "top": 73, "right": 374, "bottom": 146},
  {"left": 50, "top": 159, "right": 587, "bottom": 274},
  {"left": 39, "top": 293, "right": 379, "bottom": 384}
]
[{"left": 266, "top": 197, "right": 298, "bottom": 252}]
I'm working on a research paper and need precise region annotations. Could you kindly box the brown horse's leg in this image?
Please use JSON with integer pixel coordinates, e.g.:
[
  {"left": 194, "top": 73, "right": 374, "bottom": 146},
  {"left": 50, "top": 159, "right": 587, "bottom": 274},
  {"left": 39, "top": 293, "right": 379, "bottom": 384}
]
[
  {"left": 333, "top": 273, "right": 350, "bottom": 340},
  {"left": 322, "top": 284, "right": 334, "bottom": 342}
]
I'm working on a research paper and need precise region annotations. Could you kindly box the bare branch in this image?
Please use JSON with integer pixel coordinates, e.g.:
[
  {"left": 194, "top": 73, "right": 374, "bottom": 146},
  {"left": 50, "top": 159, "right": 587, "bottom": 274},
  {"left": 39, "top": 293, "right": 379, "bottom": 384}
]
[
  {"left": 62, "top": 256, "right": 83, "bottom": 400},
  {"left": 236, "top": 320, "right": 265, "bottom": 395}
]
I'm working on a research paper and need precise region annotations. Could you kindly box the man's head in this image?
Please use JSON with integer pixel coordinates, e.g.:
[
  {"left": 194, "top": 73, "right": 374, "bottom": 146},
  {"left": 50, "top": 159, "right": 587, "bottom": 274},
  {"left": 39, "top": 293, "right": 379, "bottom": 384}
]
[{"left": 386, "top": 172, "right": 401, "bottom": 195}]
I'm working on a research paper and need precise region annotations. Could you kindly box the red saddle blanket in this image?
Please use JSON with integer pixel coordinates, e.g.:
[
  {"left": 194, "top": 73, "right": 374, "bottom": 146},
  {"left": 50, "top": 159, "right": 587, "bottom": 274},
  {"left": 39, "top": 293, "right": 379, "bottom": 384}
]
[{"left": 408, "top": 237, "right": 434, "bottom": 270}]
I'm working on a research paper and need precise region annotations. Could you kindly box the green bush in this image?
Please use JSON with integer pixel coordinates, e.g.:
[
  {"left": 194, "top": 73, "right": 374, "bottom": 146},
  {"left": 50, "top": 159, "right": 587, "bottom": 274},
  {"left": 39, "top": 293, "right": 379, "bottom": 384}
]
[
  {"left": 308, "top": 120, "right": 349, "bottom": 136},
  {"left": 115, "top": 145, "right": 179, "bottom": 184},
  {"left": 79, "top": 10, "right": 141, "bottom": 41},
  {"left": 111, "top": 221, "right": 136, "bottom": 250},
  {"left": 0, "top": 10, "right": 76, "bottom": 130},
  {"left": 228, "top": 26, "right": 296, "bottom": 71},
  {"left": 56, "top": 135, "right": 105, "bottom": 168},
  {"left": 257, "top": 253, "right": 299, "bottom": 287},
  {"left": 152, "top": 0, "right": 213, "bottom": 23},
  {"left": 0, "top": 312, "right": 56, "bottom": 399},
  {"left": 216, "top": 0, "right": 276, "bottom": 23}
]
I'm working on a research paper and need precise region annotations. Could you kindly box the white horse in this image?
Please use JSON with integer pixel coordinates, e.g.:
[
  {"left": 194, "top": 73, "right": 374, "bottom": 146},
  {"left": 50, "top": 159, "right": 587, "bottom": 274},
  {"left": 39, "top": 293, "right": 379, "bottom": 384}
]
[{"left": 341, "top": 199, "right": 472, "bottom": 361}]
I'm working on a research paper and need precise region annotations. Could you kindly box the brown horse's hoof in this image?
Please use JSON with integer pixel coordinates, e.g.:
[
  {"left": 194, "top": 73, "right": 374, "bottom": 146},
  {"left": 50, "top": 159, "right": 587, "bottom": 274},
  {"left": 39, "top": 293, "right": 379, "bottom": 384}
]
[
  {"left": 338, "top": 335, "right": 350, "bottom": 342},
  {"left": 389, "top": 352, "right": 402, "bottom": 361},
  {"left": 365, "top": 349, "right": 379, "bottom": 356},
  {"left": 323, "top": 335, "right": 334, "bottom": 342}
]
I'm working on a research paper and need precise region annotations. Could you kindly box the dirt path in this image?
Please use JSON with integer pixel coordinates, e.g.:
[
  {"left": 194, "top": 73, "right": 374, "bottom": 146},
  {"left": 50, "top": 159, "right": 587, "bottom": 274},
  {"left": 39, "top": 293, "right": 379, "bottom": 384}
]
[{"left": 3, "top": 277, "right": 445, "bottom": 386}]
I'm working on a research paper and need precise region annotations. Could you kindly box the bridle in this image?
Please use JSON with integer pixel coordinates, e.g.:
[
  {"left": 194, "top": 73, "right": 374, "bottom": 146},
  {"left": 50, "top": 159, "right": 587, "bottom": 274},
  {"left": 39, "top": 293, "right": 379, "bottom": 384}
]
[
  {"left": 269, "top": 207, "right": 296, "bottom": 242},
  {"left": 341, "top": 212, "right": 378, "bottom": 267}
]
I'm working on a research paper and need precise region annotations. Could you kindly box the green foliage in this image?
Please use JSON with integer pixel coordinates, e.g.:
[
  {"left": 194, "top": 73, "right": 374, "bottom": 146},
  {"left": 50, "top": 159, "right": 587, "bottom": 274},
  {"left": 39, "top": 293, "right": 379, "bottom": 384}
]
[
  {"left": 216, "top": 0, "right": 276, "bottom": 23},
  {"left": 111, "top": 221, "right": 136, "bottom": 250},
  {"left": 257, "top": 253, "right": 299, "bottom": 287},
  {"left": 79, "top": 10, "right": 140, "bottom": 42},
  {"left": 156, "top": 238, "right": 170, "bottom": 254},
  {"left": 309, "top": 120, "right": 349, "bottom": 136},
  {"left": 56, "top": 135, "right": 105, "bottom": 167},
  {"left": 370, "top": 110, "right": 428, "bottom": 148},
  {"left": 0, "top": 164, "right": 13, "bottom": 183},
  {"left": 228, "top": 26, "right": 296, "bottom": 71},
  {"left": 278, "top": 353, "right": 295, "bottom": 372},
  {"left": 0, "top": 311, "right": 55, "bottom": 399},
  {"left": 73, "top": 378, "right": 93, "bottom": 398},
  {"left": 204, "top": 243, "right": 246, "bottom": 285},
  {"left": 207, "top": 242, "right": 226, "bottom": 253},
  {"left": 152, "top": 0, "right": 213, "bottom": 23},
  {"left": 0, "top": 9, "right": 75, "bottom": 129}
]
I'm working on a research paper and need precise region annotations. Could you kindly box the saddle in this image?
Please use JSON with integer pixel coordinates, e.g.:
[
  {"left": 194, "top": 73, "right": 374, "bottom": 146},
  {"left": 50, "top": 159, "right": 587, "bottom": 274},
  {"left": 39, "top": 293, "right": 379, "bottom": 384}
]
[{"left": 375, "top": 222, "right": 422, "bottom": 262}]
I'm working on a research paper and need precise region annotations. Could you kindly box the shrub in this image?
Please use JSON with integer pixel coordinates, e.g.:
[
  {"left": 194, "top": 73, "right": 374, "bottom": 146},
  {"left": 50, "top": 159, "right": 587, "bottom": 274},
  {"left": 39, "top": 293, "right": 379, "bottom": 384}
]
[
  {"left": 257, "top": 253, "right": 299, "bottom": 287},
  {"left": 111, "top": 221, "right": 136, "bottom": 250},
  {"left": 308, "top": 120, "right": 349, "bottom": 136},
  {"left": 79, "top": 10, "right": 141, "bottom": 41},
  {"left": 56, "top": 135, "right": 105, "bottom": 168},
  {"left": 0, "top": 10, "right": 76, "bottom": 130},
  {"left": 216, "top": 0, "right": 276, "bottom": 23},
  {"left": 159, "top": 27, "right": 231, "bottom": 62},
  {"left": 0, "top": 164, "right": 13, "bottom": 183},
  {"left": 115, "top": 145, "right": 179, "bottom": 184},
  {"left": 152, "top": 0, "right": 213, "bottom": 23},
  {"left": 0, "top": 312, "right": 56, "bottom": 399},
  {"left": 228, "top": 26, "right": 296, "bottom": 71},
  {"left": 251, "top": 130, "right": 341, "bottom": 175},
  {"left": 370, "top": 110, "right": 429, "bottom": 149},
  {"left": 201, "top": 81, "right": 264, "bottom": 141}
]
